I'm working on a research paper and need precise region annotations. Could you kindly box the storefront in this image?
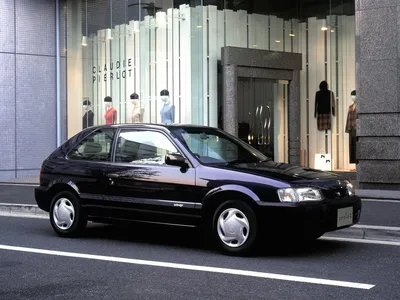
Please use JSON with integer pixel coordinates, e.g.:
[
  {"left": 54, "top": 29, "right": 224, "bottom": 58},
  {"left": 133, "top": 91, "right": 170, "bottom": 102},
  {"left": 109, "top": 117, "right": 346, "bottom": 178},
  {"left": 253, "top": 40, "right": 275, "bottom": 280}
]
[{"left": 66, "top": 0, "right": 356, "bottom": 172}]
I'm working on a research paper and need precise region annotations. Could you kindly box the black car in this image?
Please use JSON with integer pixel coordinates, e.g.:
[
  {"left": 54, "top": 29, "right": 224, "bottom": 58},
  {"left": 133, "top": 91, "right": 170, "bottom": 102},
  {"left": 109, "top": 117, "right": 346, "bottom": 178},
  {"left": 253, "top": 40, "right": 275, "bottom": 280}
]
[{"left": 35, "top": 124, "right": 361, "bottom": 255}]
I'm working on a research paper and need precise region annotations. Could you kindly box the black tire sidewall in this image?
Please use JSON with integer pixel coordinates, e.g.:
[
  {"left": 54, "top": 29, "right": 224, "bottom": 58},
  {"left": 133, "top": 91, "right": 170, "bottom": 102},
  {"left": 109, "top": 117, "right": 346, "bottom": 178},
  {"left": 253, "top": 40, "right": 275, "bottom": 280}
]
[
  {"left": 49, "top": 191, "right": 87, "bottom": 237},
  {"left": 212, "top": 200, "right": 258, "bottom": 255}
]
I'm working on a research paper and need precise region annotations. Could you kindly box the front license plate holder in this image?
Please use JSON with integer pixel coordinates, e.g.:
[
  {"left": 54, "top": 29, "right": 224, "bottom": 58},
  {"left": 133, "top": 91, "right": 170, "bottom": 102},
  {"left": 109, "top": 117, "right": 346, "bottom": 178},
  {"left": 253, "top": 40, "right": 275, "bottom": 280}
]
[{"left": 337, "top": 207, "right": 353, "bottom": 228}]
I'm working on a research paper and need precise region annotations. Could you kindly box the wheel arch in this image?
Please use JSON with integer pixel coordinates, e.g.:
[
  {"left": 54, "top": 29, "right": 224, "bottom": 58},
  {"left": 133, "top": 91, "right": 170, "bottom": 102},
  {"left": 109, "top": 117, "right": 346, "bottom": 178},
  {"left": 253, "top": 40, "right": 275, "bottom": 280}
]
[
  {"left": 46, "top": 181, "right": 81, "bottom": 209},
  {"left": 202, "top": 185, "right": 260, "bottom": 217}
]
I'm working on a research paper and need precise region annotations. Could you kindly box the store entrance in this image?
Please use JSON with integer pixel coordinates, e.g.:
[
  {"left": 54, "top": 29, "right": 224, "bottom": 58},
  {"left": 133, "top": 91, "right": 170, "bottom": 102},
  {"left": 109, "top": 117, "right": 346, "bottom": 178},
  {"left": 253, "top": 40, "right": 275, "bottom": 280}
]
[{"left": 237, "top": 78, "right": 288, "bottom": 162}]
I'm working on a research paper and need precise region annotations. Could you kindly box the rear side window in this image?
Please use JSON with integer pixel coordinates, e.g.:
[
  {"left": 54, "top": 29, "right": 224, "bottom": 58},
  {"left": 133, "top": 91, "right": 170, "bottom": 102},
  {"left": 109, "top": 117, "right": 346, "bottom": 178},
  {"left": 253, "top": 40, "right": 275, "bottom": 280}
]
[
  {"left": 68, "top": 129, "right": 114, "bottom": 162},
  {"left": 115, "top": 130, "right": 179, "bottom": 165}
]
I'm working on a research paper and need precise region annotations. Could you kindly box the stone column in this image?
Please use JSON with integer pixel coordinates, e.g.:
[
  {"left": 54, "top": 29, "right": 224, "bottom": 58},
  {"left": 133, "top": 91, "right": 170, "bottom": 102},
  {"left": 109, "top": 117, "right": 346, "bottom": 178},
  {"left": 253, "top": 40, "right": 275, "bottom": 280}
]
[
  {"left": 288, "top": 71, "right": 301, "bottom": 165},
  {"left": 223, "top": 64, "right": 238, "bottom": 136},
  {"left": 356, "top": 1, "right": 400, "bottom": 190}
]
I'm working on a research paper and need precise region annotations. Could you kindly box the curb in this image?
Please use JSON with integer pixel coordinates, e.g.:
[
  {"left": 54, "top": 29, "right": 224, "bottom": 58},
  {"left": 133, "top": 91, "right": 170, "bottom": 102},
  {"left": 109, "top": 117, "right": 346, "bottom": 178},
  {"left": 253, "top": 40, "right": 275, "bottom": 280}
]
[
  {"left": 0, "top": 203, "right": 47, "bottom": 217},
  {"left": 324, "top": 225, "right": 400, "bottom": 243},
  {"left": 356, "top": 189, "right": 400, "bottom": 201}
]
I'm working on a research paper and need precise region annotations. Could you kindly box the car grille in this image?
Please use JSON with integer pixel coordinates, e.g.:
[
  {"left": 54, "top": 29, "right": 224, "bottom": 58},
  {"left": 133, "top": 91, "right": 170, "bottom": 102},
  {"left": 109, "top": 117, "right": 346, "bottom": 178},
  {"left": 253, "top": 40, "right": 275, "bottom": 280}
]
[{"left": 323, "top": 187, "right": 348, "bottom": 199}]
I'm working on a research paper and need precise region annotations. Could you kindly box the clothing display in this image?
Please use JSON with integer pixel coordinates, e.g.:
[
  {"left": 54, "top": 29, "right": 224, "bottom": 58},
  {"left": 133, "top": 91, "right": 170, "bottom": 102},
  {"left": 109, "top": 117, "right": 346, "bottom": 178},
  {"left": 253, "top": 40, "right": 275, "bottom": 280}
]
[
  {"left": 105, "top": 107, "right": 117, "bottom": 124},
  {"left": 83, "top": 110, "right": 94, "bottom": 129},
  {"left": 346, "top": 90, "right": 357, "bottom": 164},
  {"left": 82, "top": 99, "right": 94, "bottom": 129},
  {"left": 314, "top": 81, "right": 335, "bottom": 131},
  {"left": 159, "top": 89, "right": 175, "bottom": 124},
  {"left": 130, "top": 93, "right": 143, "bottom": 123},
  {"left": 160, "top": 103, "right": 175, "bottom": 124}
]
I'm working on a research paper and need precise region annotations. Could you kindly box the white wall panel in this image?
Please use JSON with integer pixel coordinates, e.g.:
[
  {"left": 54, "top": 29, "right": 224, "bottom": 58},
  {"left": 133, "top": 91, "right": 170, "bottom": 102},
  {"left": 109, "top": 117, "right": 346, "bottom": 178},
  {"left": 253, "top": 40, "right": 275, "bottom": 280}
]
[
  {"left": 140, "top": 17, "right": 150, "bottom": 123},
  {"left": 208, "top": 5, "right": 218, "bottom": 127},
  {"left": 179, "top": 4, "right": 191, "bottom": 124},
  {"left": 248, "top": 14, "right": 269, "bottom": 50},
  {"left": 270, "top": 16, "right": 284, "bottom": 51},
  {"left": 225, "top": 10, "right": 247, "bottom": 48},
  {"left": 216, "top": 10, "right": 225, "bottom": 59},
  {"left": 299, "top": 22, "right": 308, "bottom": 165}
]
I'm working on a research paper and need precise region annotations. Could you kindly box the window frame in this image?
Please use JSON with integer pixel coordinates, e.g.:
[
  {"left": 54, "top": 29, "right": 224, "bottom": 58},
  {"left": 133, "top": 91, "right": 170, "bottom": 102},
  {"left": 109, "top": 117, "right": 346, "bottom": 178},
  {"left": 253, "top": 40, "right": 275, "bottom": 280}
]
[
  {"left": 111, "top": 127, "right": 193, "bottom": 168},
  {"left": 66, "top": 128, "right": 116, "bottom": 163}
]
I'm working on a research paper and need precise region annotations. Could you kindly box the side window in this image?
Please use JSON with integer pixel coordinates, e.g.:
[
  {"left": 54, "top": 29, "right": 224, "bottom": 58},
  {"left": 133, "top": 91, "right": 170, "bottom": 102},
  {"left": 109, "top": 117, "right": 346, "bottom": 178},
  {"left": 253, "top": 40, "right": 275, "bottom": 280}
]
[
  {"left": 115, "top": 130, "right": 179, "bottom": 165},
  {"left": 68, "top": 129, "right": 114, "bottom": 162}
]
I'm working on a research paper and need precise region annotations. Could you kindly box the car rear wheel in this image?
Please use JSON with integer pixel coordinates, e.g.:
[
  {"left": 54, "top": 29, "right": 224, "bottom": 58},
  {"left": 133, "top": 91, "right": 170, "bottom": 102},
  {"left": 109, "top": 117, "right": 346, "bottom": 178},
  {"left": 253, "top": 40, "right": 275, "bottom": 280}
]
[
  {"left": 49, "top": 191, "right": 87, "bottom": 237},
  {"left": 212, "top": 200, "right": 257, "bottom": 255}
]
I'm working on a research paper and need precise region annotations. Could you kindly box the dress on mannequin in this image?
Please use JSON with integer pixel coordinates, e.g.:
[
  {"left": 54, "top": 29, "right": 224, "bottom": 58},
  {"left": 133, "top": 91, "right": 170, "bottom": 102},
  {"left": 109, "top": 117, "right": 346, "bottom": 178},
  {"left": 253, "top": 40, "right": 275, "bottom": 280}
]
[
  {"left": 130, "top": 93, "right": 143, "bottom": 123},
  {"left": 345, "top": 90, "right": 357, "bottom": 164},
  {"left": 159, "top": 89, "right": 175, "bottom": 124},
  {"left": 82, "top": 99, "right": 94, "bottom": 129},
  {"left": 315, "top": 81, "right": 335, "bottom": 131},
  {"left": 104, "top": 96, "right": 117, "bottom": 125}
]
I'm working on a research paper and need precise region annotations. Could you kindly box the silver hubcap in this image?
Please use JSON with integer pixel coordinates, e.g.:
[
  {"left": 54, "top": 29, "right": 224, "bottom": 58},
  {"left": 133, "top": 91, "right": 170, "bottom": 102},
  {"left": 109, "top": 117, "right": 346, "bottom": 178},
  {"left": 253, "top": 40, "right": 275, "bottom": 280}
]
[
  {"left": 217, "top": 208, "right": 250, "bottom": 248},
  {"left": 53, "top": 198, "right": 75, "bottom": 230}
]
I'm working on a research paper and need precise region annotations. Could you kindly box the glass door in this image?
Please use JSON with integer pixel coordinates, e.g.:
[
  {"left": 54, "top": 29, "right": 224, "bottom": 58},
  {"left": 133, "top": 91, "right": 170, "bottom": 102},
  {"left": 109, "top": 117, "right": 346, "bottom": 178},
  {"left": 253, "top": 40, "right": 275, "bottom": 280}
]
[{"left": 237, "top": 77, "right": 288, "bottom": 163}]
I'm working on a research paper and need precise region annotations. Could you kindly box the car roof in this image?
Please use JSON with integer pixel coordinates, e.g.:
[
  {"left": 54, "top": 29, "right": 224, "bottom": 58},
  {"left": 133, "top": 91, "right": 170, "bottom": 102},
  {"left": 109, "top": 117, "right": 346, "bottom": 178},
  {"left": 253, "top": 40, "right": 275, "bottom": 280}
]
[{"left": 89, "top": 123, "right": 218, "bottom": 131}]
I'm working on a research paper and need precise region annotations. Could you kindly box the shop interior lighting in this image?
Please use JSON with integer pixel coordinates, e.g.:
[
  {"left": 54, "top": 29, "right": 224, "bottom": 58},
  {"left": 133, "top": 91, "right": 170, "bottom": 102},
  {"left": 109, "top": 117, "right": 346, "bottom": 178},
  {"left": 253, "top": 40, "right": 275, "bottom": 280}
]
[
  {"left": 275, "top": 40, "right": 281, "bottom": 43},
  {"left": 321, "top": 26, "right": 328, "bottom": 31},
  {"left": 289, "top": 33, "right": 295, "bottom": 37}
]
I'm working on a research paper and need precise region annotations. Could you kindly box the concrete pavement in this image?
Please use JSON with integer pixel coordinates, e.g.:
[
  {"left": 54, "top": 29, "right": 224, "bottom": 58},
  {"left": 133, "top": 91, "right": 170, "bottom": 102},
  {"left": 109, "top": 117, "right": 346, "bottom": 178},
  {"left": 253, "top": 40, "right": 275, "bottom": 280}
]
[{"left": 0, "top": 216, "right": 399, "bottom": 299}]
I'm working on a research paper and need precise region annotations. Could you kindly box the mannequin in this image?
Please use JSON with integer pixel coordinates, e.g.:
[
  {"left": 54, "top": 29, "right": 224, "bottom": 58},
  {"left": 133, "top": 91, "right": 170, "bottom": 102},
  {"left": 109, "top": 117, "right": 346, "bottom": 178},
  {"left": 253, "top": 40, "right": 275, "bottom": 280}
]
[
  {"left": 104, "top": 96, "right": 117, "bottom": 125},
  {"left": 315, "top": 81, "right": 335, "bottom": 131},
  {"left": 82, "top": 99, "right": 94, "bottom": 129},
  {"left": 159, "top": 89, "right": 175, "bottom": 124},
  {"left": 345, "top": 90, "right": 357, "bottom": 164},
  {"left": 130, "top": 93, "right": 144, "bottom": 123}
]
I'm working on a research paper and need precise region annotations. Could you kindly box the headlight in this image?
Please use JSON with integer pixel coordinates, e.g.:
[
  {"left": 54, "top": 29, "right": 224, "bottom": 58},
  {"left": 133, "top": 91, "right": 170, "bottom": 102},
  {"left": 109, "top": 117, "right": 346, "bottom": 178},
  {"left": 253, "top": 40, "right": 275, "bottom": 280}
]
[
  {"left": 344, "top": 180, "right": 355, "bottom": 196},
  {"left": 277, "top": 188, "right": 323, "bottom": 202}
]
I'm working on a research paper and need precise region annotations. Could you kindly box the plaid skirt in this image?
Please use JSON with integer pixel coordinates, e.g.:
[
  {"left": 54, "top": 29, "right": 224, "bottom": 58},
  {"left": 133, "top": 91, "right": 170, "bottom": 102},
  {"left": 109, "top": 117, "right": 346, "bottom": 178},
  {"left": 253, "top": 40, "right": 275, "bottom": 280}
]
[{"left": 317, "top": 114, "right": 331, "bottom": 131}]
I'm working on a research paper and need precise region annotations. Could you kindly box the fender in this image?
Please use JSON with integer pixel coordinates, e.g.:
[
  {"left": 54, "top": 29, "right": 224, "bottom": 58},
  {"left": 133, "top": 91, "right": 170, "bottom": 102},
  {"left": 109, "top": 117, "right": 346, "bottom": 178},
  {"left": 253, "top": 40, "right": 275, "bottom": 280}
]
[
  {"left": 48, "top": 178, "right": 80, "bottom": 195},
  {"left": 203, "top": 184, "right": 261, "bottom": 206}
]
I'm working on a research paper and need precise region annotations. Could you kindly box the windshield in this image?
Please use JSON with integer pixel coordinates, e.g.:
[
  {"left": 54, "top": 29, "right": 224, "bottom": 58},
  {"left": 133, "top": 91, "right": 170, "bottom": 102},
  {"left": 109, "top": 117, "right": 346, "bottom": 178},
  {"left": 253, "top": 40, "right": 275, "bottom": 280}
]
[{"left": 170, "top": 127, "right": 269, "bottom": 165}]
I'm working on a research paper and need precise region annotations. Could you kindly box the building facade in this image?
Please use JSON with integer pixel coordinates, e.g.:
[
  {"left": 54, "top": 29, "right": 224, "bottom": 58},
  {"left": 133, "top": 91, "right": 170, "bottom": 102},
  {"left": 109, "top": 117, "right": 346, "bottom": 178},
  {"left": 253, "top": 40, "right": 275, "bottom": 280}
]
[{"left": 0, "top": 0, "right": 399, "bottom": 190}]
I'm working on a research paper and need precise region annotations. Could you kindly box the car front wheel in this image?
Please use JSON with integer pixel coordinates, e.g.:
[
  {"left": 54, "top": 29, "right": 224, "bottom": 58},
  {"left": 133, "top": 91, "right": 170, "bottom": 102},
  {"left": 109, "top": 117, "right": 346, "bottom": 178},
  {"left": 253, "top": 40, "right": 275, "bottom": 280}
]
[
  {"left": 212, "top": 200, "right": 258, "bottom": 255},
  {"left": 49, "top": 191, "right": 87, "bottom": 237}
]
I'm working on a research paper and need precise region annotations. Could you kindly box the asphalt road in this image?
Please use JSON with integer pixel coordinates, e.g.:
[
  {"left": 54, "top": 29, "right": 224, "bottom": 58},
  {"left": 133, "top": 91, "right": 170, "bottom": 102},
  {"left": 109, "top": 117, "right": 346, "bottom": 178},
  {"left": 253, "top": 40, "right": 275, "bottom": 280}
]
[
  {"left": 0, "top": 216, "right": 399, "bottom": 300},
  {"left": 1, "top": 184, "right": 399, "bottom": 227}
]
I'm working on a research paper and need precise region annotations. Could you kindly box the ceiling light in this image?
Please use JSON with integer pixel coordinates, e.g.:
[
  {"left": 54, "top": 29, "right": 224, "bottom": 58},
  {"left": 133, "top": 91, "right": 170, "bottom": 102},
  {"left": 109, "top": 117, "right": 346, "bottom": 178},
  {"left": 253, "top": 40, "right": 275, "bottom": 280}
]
[
  {"left": 275, "top": 40, "right": 281, "bottom": 43},
  {"left": 289, "top": 33, "right": 295, "bottom": 37},
  {"left": 321, "top": 26, "right": 328, "bottom": 31},
  {"left": 196, "top": 25, "right": 202, "bottom": 28}
]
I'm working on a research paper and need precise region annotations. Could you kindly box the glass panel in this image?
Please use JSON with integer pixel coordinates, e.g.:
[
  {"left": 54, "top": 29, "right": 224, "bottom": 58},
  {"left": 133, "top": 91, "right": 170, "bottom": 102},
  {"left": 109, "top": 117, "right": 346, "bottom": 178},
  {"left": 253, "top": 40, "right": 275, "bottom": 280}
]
[
  {"left": 68, "top": 129, "right": 114, "bottom": 161},
  {"left": 115, "top": 130, "right": 178, "bottom": 165}
]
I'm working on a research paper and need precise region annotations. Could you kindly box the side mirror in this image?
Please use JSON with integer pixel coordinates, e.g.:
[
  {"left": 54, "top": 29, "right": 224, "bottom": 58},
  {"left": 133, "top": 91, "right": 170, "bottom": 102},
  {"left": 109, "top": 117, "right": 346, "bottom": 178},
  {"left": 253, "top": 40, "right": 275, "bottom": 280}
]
[{"left": 165, "top": 153, "right": 188, "bottom": 168}]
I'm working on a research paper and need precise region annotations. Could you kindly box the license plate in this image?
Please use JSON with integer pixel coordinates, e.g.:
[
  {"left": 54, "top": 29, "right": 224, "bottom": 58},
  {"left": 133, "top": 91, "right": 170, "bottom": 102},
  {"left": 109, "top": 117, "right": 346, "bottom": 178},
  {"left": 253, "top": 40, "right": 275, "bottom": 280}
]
[{"left": 337, "top": 207, "right": 353, "bottom": 227}]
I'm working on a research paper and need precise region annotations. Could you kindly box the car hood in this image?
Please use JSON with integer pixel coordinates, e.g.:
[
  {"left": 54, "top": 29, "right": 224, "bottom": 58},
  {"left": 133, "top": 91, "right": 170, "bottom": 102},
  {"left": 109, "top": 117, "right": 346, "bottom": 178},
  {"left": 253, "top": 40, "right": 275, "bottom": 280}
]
[{"left": 218, "top": 161, "right": 343, "bottom": 186}]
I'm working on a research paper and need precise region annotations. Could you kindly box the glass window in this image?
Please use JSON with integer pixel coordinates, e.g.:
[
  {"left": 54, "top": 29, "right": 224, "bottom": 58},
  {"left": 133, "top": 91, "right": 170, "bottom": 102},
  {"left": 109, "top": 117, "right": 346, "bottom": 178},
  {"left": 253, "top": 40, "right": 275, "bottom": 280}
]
[
  {"left": 115, "top": 130, "right": 179, "bottom": 165},
  {"left": 68, "top": 129, "right": 115, "bottom": 161},
  {"left": 171, "top": 128, "right": 268, "bottom": 165}
]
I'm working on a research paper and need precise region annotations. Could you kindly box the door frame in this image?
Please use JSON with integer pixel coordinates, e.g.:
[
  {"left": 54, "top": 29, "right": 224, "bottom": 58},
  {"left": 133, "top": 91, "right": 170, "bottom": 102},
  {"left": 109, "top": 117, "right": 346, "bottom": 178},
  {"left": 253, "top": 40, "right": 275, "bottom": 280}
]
[{"left": 221, "top": 47, "right": 302, "bottom": 165}]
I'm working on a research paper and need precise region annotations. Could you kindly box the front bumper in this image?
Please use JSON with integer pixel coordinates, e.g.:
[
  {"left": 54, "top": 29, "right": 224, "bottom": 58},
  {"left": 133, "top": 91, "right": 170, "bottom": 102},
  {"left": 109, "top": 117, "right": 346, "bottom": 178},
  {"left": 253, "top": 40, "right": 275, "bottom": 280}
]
[{"left": 256, "top": 195, "right": 362, "bottom": 237}]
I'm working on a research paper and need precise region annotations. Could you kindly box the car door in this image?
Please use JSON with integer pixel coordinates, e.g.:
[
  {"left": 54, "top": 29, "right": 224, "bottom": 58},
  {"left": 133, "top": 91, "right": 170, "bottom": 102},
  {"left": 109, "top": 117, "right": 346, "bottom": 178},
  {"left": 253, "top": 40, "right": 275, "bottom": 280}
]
[
  {"left": 64, "top": 128, "right": 115, "bottom": 207},
  {"left": 103, "top": 128, "right": 200, "bottom": 226}
]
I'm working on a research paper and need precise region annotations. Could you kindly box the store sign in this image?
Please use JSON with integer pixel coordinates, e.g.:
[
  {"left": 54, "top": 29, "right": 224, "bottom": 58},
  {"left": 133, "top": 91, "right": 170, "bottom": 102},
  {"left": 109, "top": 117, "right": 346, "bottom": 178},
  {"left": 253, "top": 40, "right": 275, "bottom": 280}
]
[{"left": 92, "top": 58, "right": 133, "bottom": 82}]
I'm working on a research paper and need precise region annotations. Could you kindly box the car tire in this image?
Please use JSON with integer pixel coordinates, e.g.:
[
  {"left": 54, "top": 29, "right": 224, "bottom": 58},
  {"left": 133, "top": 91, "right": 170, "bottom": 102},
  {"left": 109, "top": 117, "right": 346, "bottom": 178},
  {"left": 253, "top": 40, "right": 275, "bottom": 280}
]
[
  {"left": 212, "top": 200, "right": 258, "bottom": 255},
  {"left": 49, "top": 191, "right": 87, "bottom": 238}
]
